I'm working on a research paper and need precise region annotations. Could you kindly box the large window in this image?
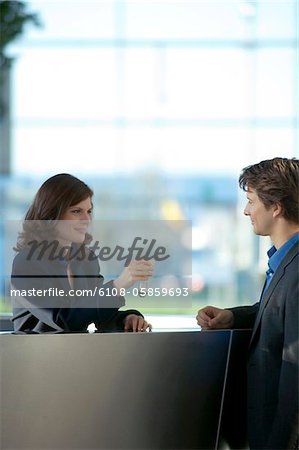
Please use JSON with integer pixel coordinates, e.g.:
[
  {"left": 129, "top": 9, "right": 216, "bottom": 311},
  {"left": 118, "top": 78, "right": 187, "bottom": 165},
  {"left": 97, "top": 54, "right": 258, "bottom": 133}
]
[{"left": 1, "top": 0, "right": 297, "bottom": 315}]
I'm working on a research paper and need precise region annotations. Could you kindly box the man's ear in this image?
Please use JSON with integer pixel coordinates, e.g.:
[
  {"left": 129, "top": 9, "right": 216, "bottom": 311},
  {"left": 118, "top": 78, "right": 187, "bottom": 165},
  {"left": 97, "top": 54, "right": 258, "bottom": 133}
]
[{"left": 273, "top": 203, "right": 283, "bottom": 218}]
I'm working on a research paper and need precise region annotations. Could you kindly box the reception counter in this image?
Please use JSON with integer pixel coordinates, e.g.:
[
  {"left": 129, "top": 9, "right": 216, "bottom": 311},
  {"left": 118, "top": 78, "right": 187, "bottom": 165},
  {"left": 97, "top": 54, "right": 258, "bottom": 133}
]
[{"left": 0, "top": 330, "right": 251, "bottom": 449}]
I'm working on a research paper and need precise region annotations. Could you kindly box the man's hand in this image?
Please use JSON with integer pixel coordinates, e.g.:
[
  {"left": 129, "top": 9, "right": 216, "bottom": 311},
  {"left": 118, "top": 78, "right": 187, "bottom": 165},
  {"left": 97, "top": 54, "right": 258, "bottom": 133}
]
[
  {"left": 196, "top": 306, "right": 234, "bottom": 330},
  {"left": 124, "top": 314, "right": 152, "bottom": 332}
]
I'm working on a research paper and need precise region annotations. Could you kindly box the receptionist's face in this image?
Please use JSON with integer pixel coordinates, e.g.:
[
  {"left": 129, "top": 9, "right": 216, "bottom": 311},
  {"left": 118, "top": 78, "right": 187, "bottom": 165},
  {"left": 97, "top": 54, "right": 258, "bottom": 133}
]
[{"left": 56, "top": 197, "right": 93, "bottom": 246}]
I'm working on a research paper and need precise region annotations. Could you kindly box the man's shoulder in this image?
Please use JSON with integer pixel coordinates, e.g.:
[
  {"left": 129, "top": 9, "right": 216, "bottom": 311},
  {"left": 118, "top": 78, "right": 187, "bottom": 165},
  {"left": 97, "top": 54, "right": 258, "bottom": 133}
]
[{"left": 282, "top": 243, "right": 299, "bottom": 268}]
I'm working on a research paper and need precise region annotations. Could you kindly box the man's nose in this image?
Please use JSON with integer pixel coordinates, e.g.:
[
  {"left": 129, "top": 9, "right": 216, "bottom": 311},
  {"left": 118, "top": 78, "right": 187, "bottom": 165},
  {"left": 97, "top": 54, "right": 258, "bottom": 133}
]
[{"left": 243, "top": 205, "right": 250, "bottom": 216}]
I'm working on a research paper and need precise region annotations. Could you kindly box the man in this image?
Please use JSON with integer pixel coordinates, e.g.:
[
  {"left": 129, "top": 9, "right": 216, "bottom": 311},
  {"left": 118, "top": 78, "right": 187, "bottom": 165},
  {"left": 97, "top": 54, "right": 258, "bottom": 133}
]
[{"left": 197, "top": 157, "right": 299, "bottom": 450}]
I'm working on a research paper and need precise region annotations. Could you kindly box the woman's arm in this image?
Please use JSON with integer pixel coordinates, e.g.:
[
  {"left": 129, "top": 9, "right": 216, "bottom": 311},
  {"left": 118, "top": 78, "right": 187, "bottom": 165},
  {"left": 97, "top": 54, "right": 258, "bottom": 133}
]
[{"left": 11, "top": 251, "right": 124, "bottom": 332}]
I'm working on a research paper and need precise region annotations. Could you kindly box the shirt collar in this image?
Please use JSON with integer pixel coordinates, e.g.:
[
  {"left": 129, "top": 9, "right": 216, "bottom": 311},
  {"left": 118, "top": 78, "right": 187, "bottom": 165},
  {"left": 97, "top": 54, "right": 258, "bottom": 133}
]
[{"left": 268, "top": 232, "right": 299, "bottom": 274}]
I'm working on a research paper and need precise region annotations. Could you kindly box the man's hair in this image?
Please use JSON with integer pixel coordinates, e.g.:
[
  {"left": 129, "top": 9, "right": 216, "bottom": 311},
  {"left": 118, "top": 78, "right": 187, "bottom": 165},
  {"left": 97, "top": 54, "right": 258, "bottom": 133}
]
[{"left": 239, "top": 157, "right": 299, "bottom": 224}]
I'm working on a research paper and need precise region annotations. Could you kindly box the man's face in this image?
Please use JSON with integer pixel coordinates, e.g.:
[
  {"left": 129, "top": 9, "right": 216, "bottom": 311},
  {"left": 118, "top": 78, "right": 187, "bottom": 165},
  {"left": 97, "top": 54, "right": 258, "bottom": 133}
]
[{"left": 244, "top": 188, "right": 276, "bottom": 236}]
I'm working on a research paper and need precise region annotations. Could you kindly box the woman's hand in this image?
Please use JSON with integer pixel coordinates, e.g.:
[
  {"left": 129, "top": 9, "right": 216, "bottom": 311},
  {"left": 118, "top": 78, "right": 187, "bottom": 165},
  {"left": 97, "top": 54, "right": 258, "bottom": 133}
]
[
  {"left": 113, "top": 259, "right": 154, "bottom": 291},
  {"left": 124, "top": 314, "right": 152, "bottom": 332}
]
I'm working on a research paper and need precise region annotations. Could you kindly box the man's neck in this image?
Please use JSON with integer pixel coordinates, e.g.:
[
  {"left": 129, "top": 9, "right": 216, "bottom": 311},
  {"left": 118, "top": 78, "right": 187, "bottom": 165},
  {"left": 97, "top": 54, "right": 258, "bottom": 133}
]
[{"left": 270, "top": 222, "right": 299, "bottom": 249}]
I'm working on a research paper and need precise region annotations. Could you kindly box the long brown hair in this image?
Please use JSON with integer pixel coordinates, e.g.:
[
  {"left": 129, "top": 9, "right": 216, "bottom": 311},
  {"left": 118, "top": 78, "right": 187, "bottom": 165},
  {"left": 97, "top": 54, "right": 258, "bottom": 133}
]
[{"left": 16, "top": 174, "right": 94, "bottom": 250}]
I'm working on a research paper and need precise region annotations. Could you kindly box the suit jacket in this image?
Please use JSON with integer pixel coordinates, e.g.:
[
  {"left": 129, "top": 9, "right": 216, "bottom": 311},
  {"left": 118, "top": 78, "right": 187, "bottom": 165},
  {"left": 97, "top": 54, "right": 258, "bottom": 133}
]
[
  {"left": 11, "top": 245, "right": 142, "bottom": 333},
  {"left": 229, "top": 242, "right": 299, "bottom": 449}
]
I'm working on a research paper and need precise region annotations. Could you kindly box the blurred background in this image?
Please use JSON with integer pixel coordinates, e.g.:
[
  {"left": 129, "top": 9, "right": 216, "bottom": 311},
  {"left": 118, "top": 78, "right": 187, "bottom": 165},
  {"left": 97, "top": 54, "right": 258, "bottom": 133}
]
[{"left": 0, "top": 0, "right": 298, "bottom": 325}]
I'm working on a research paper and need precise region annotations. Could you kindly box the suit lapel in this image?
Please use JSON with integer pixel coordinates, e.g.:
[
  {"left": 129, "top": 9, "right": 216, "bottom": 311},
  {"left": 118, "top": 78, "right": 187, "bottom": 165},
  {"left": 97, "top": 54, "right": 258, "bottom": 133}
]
[{"left": 249, "top": 244, "right": 298, "bottom": 348}]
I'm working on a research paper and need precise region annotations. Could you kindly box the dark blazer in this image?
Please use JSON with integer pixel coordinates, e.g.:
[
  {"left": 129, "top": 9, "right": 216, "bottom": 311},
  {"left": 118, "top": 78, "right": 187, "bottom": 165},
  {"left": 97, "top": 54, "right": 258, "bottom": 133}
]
[
  {"left": 11, "top": 245, "right": 142, "bottom": 333},
  {"left": 229, "top": 242, "right": 299, "bottom": 449}
]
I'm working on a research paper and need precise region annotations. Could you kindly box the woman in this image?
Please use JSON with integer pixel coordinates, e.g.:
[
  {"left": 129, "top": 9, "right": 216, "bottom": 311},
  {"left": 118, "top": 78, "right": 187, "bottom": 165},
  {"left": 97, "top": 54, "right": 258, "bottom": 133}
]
[{"left": 11, "top": 173, "right": 153, "bottom": 333}]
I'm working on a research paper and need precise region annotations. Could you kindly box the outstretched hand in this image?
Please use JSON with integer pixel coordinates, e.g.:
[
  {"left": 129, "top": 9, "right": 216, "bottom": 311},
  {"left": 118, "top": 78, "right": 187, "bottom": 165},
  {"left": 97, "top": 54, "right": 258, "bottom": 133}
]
[{"left": 113, "top": 259, "right": 154, "bottom": 291}]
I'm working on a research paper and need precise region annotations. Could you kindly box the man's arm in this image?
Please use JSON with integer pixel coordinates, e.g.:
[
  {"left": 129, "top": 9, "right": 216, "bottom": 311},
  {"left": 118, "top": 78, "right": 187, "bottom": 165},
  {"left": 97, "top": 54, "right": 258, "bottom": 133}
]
[
  {"left": 227, "top": 304, "right": 259, "bottom": 329},
  {"left": 197, "top": 303, "right": 258, "bottom": 330}
]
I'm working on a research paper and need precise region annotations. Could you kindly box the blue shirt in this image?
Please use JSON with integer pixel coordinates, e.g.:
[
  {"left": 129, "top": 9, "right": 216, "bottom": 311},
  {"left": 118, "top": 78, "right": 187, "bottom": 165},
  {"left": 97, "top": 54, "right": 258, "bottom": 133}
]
[{"left": 262, "top": 232, "right": 299, "bottom": 296}]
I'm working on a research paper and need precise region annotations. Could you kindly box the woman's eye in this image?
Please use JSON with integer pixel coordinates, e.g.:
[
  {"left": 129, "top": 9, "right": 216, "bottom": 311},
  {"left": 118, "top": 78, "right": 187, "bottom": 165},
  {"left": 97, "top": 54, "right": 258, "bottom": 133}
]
[{"left": 71, "top": 210, "right": 80, "bottom": 214}]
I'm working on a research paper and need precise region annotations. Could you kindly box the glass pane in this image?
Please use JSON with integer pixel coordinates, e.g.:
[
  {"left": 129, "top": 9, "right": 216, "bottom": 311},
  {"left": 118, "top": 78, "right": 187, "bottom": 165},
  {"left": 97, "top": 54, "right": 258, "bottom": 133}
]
[
  {"left": 254, "top": 128, "right": 295, "bottom": 159},
  {"left": 256, "top": 1, "right": 296, "bottom": 39},
  {"left": 24, "top": 0, "right": 116, "bottom": 40},
  {"left": 13, "top": 126, "right": 119, "bottom": 174},
  {"left": 13, "top": 126, "right": 254, "bottom": 175},
  {"left": 122, "top": 48, "right": 158, "bottom": 119},
  {"left": 125, "top": 0, "right": 249, "bottom": 40},
  {"left": 255, "top": 48, "right": 295, "bottom": 118},
  {"left": 13, "top": 48, "right": 118, "bottom": 119},
  {"left": 161, "top": 48, "right": 251, "bottom": 119}
]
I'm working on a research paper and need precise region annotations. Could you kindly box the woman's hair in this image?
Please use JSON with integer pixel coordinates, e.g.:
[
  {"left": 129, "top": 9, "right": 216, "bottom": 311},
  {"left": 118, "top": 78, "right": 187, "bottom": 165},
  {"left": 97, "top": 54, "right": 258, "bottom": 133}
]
[
  {"left": 16, "top": 174, "right": 94, "bottom": 250},
  {"left": 239, "top": 157, "right": 299, "bottom": 224}
]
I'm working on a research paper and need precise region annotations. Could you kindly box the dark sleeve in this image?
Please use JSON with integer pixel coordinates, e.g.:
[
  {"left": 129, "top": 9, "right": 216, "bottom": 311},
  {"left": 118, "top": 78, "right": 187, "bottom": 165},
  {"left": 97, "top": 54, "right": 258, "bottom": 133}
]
[
  {"left": 227, "top": 303, "right": 259, "bottom": 329},
  {"left": 266, "top": 268, "right": 299, "bottom": 449},
  {"left": 96, "top": 309, "right": 144, "bottom": 332},
  {"left": 11, "top": 253, "right": 125, "bottom": 333}
]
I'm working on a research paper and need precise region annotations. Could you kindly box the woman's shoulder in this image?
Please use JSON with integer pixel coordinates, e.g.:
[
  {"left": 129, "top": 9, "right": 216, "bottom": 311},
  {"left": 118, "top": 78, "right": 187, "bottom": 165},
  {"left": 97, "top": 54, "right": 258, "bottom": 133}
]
[
  {"left": 12, "top": 245, "right": 50, "bottom": 275},
  {"left": 12, "top": 249, "right": 31, "bottom": 277},
  {"left": 13, "top": 247, "right": 33, "bottom": 263}
]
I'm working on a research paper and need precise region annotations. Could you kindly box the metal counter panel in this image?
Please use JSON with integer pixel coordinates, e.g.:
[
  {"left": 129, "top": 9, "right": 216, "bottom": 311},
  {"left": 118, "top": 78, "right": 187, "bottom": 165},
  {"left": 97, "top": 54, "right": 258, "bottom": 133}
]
[{"left": 0, "top": 331, "right": 231, "bottom": 450}]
